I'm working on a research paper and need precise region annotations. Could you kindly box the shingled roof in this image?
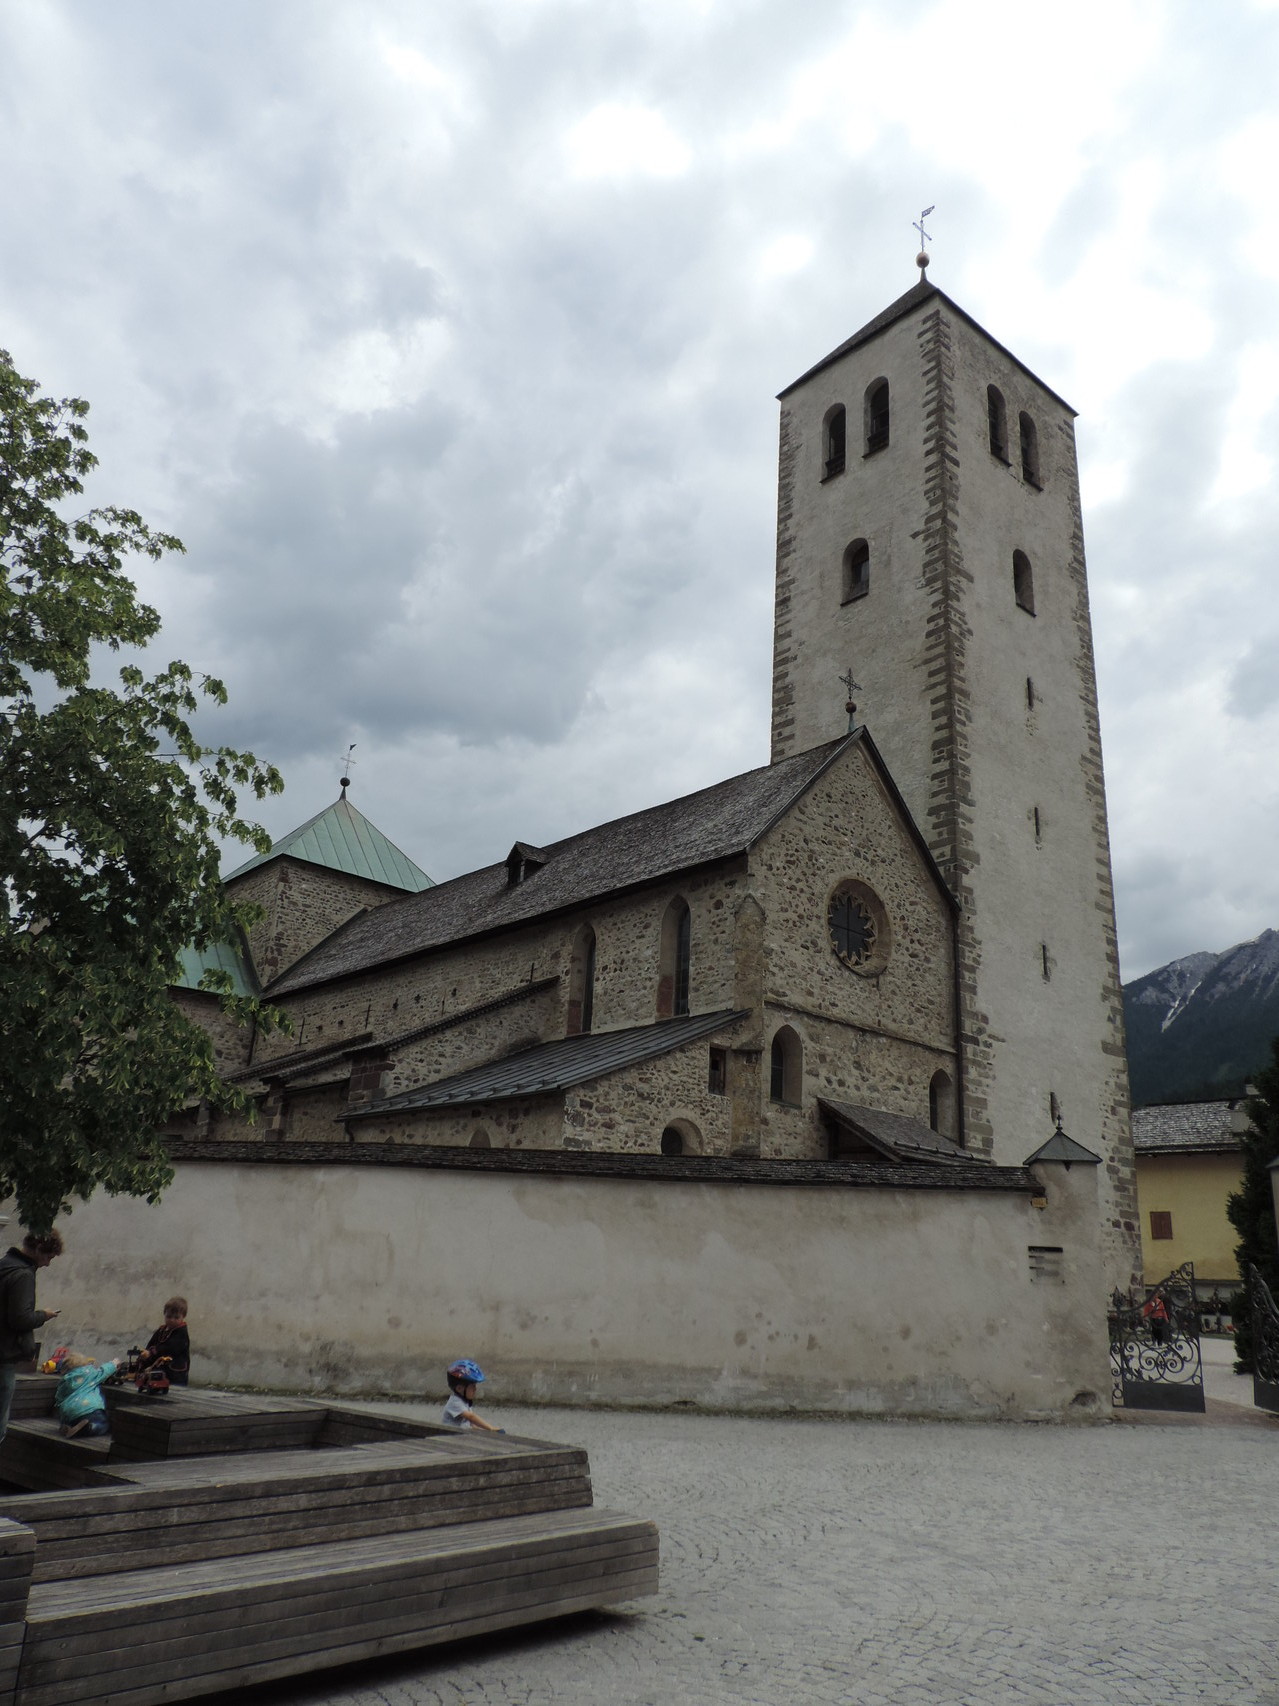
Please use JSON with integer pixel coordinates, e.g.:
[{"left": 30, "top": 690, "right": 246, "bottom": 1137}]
[
  {"left": 267, "top": 734, "right": 879, "bottom": 997},
  {"left": 777, "top": 277, "right": 1073, "bottom": 413},
  {"left": 1132, "top": 1102, "right": 1246, "bottom": 1154}
]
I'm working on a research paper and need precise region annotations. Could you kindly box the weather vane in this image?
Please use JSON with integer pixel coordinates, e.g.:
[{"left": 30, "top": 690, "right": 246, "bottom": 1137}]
[
  {"left": 339, "top": 742, "right": 357, "bottom": 795},
  {"left": 914, "top": 205, "right": 934, "bottom": 273},
  {"left": 839, "top": 668, "right": 861, "bottom": 733}
]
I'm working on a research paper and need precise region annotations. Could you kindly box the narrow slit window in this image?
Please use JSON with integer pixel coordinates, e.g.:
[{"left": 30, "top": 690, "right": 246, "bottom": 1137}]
[
  {"left": 823, "top": 406, "right": 846, "bottom": 479},
  {"left": 987, "top": 385, "right": 1008, "bottom": 460},
  {"left": 1013, "top": 550, "right": 1036, "bottom": 615},
  {"left": 842, "top": 539, "right": 870, "bottom": 603},
  {"left": 1026, "top": 676, "right": 1036, "bottom": 711},
  {"left": 865, "top": 380, "right": 890, "bottom": 453},
  {"left": 1019, "top": 411, "right": 1040, "bottom": 486},
  {"left": 1033, "top": 806, "right": 1042, "bottom": 843},
  {"left": 1041, "top": 942, "right": 1051, "bottom": 981},
  {"left": 708, "top": 1047, "right": 727, "bottom": 1096}
]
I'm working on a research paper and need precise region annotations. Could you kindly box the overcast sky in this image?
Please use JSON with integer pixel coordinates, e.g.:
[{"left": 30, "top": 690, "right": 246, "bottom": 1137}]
[{"left": 3, "top": 0, "right": 1277, "bottom": 981}]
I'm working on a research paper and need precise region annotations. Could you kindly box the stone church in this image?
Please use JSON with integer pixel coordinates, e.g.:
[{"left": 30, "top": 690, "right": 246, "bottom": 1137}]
[{"left": 171, "top": 268, "right": 1137, "bottom": 1286}]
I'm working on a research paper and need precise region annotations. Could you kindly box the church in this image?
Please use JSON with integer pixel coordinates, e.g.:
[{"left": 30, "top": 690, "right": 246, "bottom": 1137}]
[{"left": 170, "top": 263, "right": 1138, "bottom": 1292}]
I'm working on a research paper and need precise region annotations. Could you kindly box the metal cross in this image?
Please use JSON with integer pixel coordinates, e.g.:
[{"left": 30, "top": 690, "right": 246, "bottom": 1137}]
[
  {"left": 338, "top": 742, "right": 357, "bottom": 794},
  {"left": 839, "top": 668, "right": 862, "bottom": 733},
  {"left": 913, "top": 205, "right": 935, "bottom": 251}
]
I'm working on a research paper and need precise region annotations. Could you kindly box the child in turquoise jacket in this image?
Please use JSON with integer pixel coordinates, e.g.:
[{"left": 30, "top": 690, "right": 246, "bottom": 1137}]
[{"left": 54, "top": 1353, "right": 120, "bottom": 1438}]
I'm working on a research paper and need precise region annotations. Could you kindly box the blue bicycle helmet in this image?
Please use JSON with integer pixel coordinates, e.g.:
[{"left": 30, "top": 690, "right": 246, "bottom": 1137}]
[{"left": 447, "top": 1358, "right": 485, "bottom": 1385}]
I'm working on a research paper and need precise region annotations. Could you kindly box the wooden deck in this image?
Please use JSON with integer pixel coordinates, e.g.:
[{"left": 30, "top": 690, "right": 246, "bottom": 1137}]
[{"left": 0, "top": 1380, "right": 657, "bottom": 1704}]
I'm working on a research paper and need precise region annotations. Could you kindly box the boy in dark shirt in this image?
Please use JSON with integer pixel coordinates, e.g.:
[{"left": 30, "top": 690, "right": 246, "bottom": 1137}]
[{"left": 137, "top": 1297, "right": 190, "bottom": 1387}]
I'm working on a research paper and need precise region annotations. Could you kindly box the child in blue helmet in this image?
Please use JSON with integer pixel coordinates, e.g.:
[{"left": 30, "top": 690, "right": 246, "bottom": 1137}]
[{"left": 442, "top": 1359, "right": 504, "bottom": 1432}]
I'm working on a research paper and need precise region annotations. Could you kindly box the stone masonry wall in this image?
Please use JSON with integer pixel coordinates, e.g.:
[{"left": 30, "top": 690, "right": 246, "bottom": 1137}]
[{"left": 227, "top": 859, "right": 411, "bottom": 986}]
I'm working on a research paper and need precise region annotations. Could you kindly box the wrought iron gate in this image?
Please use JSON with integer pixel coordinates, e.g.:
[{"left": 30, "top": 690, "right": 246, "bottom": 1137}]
[
  {"left": 1248, "top": 1264, "right": 1279, "bottom": 1415},
  {"left": 1108, "top": 1261, "right": 1204, "bottom": 1413}
]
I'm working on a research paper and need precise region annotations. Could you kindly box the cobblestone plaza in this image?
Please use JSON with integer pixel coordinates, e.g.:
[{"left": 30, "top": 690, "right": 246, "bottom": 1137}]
[{"left": 251, "top": 1361, "right": 1276, "bottom": 1706}]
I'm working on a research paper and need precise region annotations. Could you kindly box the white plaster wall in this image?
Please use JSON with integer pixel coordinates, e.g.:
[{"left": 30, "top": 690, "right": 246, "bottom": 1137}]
[{"left": 41, "top": 1161, "right": 1108, "bottom": 1421}]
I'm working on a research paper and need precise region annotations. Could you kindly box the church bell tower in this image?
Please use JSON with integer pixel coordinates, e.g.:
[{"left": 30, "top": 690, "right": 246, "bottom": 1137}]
[{"left": 770, "top": 261, "right": 1136, "bottom": 1283}]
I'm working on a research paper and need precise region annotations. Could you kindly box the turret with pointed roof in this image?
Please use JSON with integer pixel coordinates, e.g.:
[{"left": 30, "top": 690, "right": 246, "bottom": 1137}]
[{"left": 223, "top": 794, "right": 433, "bottom": 988}]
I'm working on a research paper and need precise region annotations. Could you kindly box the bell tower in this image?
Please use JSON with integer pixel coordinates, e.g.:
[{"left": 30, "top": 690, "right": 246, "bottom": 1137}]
[{"left": 770, "top": 263, "right": 1136, "bottom": 1283}]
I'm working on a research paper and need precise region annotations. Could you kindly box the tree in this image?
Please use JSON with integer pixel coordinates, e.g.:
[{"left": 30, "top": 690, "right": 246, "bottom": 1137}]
[
  {"left": 1225, "top": 1036, "right": 1279, "bottom": 1372},
  {"left": 1, "top": 348, "right": 283, "bottom": 1232}
]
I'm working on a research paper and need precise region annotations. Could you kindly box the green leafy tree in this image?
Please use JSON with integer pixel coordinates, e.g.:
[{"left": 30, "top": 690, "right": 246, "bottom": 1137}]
[
  {"left": 1, "top": 348, "right": 284, "bottom": 1232},
  {"left": 1225, "top": 1037, "right": 1279, "bottom": 1372}
]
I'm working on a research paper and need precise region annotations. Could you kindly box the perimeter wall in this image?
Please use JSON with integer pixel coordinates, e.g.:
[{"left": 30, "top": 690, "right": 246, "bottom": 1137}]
[{"left": 34, "top": 1152, "right": 1109, "bottom": 1421}]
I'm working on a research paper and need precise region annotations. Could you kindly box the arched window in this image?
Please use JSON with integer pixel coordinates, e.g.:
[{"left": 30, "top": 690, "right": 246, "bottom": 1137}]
[
  {"left": 1019, "top": 411, "right": 1040, "bottom": 485},
  {"left": 841, "top": 539, "right": 870, "bottom": 603},
  {"left": 865, "top": 379, "right": 890, "bottom": 453},
  {"left": 660, "top": 1118, "right": 700, "bottom": 1156},
  {"left": 657, "top": 897, "right": 692, "bottom": 1018},
  {"left": 929, "top": 1071, "right": 955, "bottom": 1139},
  {"left": 987, "top": 385, "right": 1008, "bottom": 461},
  {"left": 823, "top": 405, "right": 846, "bottom": 479},
  {"left": 1013, "top": 550, "right": 1035, "bottom": 615},
  {"left": 567, "top": 925, "right": 597, "bottom": 1035},
  {"left": 660, "top": 1125, "right": 684, "bottom": 1156},
  {"left": 469, "top": 1128, "right": 492, "bottom": 1149},
  {"left": 769, "top": 1026, "right": 803, "bottom": 1106}
]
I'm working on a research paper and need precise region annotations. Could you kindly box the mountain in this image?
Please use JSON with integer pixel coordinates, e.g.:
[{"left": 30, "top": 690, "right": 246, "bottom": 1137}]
[{"left": 1124, "top": 929, "right": 1279, "bottom": 1106}]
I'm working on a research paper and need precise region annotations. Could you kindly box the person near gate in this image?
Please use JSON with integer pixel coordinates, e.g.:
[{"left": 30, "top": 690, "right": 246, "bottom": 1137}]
[
  {"left": 0, "top": 1228, "right": 64, "bottom": 1445},
  {"left": 1142, "top": 1288, "right": 1170, "bottom": 1346}
]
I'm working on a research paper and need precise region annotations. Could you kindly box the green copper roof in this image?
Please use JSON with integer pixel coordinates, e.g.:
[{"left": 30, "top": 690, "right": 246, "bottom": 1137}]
[
  {"left": 223, "top": 794, "right": 434, "bottom": 894},
  {"left": 172, "top": 934, "right": 258, "bottom": 998}
]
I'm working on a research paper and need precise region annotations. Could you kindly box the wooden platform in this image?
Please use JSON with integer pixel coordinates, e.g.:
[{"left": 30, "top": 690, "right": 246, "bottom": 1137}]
[{"left": 0, "top": 1379, "right": 657, "bottom": 1704}]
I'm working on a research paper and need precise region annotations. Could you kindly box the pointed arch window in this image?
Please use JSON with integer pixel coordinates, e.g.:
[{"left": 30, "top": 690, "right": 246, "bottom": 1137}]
[
  {"left": 1019, "top": 411, "right": 1040, "bottom": 486},
  {"left": 823, "top": 405, "right": 847, "bottom": 479},
  {"left": 987, "top": 385, "right": 1008, "bottom": 461},
  {"left": 1013, "top": 550, "right": 1036, "bottom": 615},
  {"left": 658, "top": 897, "right": 692, "bottom": 1018},
  {"left": 865, "top": 380, "right": 890, "bottom": 454},
  {"left": 841, "top": 539, "right": 870, "bottom": 603}
]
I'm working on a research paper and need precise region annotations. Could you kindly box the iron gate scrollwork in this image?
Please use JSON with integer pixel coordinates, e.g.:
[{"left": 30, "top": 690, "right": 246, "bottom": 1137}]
[
  {"left": 1108, "top": 1261, "right": 1204, "bottom": 1413},
  {"left": 1248, "top": 1264, "right": 1279, "bottom": 1415}
]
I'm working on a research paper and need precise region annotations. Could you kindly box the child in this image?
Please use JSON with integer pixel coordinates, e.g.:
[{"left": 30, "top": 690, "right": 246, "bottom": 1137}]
[
  {"left": 442, "top": 1359, "right": 504, "bottom": 1432},
  {"left": 136, "top": 1297, "right": 190, "bottom": 1387},
  {"left": 54, "top": 1352, "right": 121, "bottom": 1438}
]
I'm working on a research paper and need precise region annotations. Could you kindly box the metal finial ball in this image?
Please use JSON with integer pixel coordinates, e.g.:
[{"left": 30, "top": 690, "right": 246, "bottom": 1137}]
[
  {"left": 340, "top": 776, "right": 350, "bottom": 790},
  {"left": 916, "top": 250, "right": 929, "bottom": 270}
]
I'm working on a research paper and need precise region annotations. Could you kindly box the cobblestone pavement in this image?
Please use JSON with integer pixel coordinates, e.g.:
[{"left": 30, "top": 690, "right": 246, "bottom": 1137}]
[{"left": 249, "top": 1402, "right": 1279, "bottom": 1706}]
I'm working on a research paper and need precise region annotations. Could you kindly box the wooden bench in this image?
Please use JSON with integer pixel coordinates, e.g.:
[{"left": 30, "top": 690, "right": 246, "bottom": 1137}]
[
  {"left": 0, "top": 1383, "right": 658, "bottom": 1705},
  {"left": 16, "top": 1507, "right": 658, "bottom": 1706}
]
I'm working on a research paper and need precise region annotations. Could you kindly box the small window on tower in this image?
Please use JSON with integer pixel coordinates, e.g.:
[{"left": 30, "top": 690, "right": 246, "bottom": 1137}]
[
  {"left": 1013, "top": 551, "right": 1036, "bottom": 615},
  {"left": 708, "top": 1047, "right": 727, "bottom": 1096},
  {"left": 865, "top": 380, "right": 890, "bottom": 454},
  {"left": 823, "top": 405, "right": 846, "bottom": 480},
  {"left": 842, "top": 539, "right": 870, "bottom": 603},
  {"left": 988, "top": 385, "right": 1008, "bottom": 461},
  {"left": 1019, "top": 411, "right": 1041, "bottom": 486}
]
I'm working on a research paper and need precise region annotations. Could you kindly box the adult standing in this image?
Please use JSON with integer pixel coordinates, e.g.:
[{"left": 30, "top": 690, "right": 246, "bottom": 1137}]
[{"left": 0, "top": 1229, "right": 63, "bottom": 1445}]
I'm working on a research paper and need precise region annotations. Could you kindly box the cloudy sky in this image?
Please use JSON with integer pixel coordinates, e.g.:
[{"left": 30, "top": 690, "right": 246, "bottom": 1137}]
[{"left": 3, "top": 0, "right": 1277, "bottom": 981}]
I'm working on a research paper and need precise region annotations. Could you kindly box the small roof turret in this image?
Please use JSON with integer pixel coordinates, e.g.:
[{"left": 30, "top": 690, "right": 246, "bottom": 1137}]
[{"left": 224, "top": 795, "right": 433, "bottom": 894}]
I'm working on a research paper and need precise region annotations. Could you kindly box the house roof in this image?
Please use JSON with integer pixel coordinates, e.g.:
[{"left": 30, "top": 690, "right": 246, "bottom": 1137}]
[
  {"left": 819, "top": 1099, "right": 979, "bottom": 1165},
  {"left": 344, "top": 1009, "right": 747, "bottom": 1119},
  {"left": 224, "top": 794, "right": 434, "bottom": 894},
  {"left": 1132, "top": 1102, "right": 1246, "bottom": 1155},
  {"left": 171, "top": 934, "right": 259, "bottom": 998},
  {"left": 777, "top": 277, "right": 1074, "bottom": 414},
  {"left": 267, "top": 733, "right": 898, "bottom": 997}
]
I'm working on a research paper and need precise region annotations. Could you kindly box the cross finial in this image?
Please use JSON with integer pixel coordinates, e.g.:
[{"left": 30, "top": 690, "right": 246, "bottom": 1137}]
[
  {"left": 839, "top": 668, "right": 862, "bottom": 733},
  {"left": 339, "top": 742, "right": 357, "bottom": 796},
  {"left": 914, "top": 205, "right": 935, "bottom": 273}
]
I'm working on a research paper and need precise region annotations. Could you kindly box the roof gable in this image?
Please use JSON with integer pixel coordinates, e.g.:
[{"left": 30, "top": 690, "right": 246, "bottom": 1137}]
[
  {"left": 778, "top": 278, "right": 1074, "bottom": 414},
  {"left": 267, "top": 738, "right": 855, "bottom": 996},
  {"left": 224, "top": 795, "right": 434, "bottom": 894}
]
